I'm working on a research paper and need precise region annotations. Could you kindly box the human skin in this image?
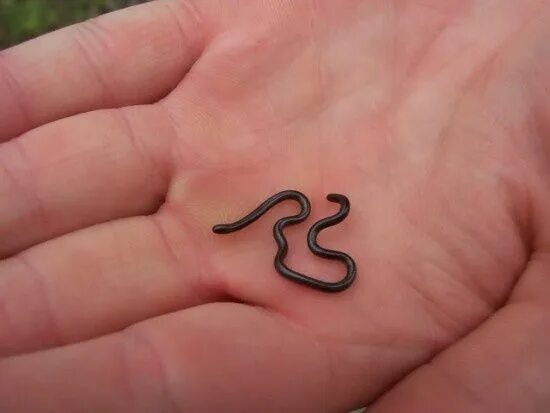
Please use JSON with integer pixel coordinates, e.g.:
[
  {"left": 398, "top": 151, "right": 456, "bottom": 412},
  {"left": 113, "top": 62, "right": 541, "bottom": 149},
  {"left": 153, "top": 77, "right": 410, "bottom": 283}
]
[{"left": 0, "top": 0, "right": 549, "bottom": 411}]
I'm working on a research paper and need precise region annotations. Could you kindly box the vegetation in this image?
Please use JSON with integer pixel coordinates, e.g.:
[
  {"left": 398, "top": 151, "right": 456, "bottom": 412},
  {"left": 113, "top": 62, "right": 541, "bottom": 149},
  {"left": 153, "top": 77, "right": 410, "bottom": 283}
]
[{"left": 0, "top": 0, "right": 147, "bottom": 48}]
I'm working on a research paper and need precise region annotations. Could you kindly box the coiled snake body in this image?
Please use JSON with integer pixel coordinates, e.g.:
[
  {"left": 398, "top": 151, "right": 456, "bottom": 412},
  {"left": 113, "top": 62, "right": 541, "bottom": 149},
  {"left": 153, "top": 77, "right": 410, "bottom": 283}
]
[{"left": 213, "top": 190, "right": 357, "bottom": 292}]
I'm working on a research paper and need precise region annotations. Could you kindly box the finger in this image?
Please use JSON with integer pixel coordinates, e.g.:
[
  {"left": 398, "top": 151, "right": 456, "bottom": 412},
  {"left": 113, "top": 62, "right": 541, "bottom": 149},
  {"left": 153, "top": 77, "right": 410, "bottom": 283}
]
[
  {"left": 0, "top": 303, "right": 351, "bottom": 413},
  {"left": 0, "top": 104, "right": 173, "bottom": 257},
  {"left": 369, "top": 256, "right": 550, "bottom": 413},
  {"left": 0, "top": 207, "right": 218, "bottom": 357},
  {"left": 0, "top": 0, "right": 208, "bottom": 142}
]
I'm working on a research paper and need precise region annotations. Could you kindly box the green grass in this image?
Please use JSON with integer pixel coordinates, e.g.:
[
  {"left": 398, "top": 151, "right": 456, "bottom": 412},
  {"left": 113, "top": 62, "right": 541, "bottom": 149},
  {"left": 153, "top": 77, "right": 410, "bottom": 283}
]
[{"left": 0, "top": 0, "right": 147, "bottom": 48}]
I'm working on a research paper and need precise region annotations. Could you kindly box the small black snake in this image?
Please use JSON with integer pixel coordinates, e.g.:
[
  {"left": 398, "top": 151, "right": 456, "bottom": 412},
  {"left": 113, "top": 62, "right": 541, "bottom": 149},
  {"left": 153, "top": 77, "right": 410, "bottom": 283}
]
[{"left": 213, "top": 190, "right": 357, "bottom": 292}]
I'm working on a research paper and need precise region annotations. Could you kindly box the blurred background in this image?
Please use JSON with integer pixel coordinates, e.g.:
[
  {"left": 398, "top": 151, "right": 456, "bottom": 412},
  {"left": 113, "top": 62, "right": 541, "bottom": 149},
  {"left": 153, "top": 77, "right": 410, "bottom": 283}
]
[{"left": 0, "top": 0, "right": 147, "bottom": 48}]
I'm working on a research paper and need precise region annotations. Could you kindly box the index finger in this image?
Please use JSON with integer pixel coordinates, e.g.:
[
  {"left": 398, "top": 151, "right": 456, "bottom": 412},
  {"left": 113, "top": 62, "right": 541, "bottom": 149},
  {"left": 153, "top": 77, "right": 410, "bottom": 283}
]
[{"left": 0, "top": 0, "right": 208, "bottom": 142}]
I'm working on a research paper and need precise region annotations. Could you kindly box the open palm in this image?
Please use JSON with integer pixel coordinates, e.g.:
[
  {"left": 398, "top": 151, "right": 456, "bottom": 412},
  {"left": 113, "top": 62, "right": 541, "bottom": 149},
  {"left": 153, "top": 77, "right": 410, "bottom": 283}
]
[{"left": 1, "top": 0, "right": 549, "bottom": 411}]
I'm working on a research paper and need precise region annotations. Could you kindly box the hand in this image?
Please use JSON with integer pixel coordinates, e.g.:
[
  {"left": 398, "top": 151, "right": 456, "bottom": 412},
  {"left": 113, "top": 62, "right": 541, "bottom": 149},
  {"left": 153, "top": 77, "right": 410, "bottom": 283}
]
[{"left": 0, "top": 0, "right": 549, "bottom": 411}]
